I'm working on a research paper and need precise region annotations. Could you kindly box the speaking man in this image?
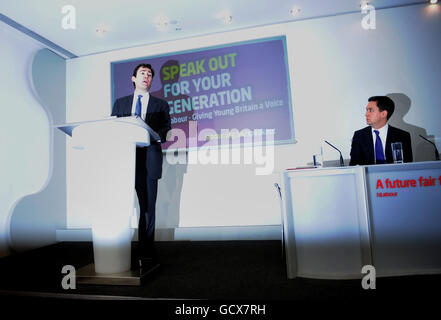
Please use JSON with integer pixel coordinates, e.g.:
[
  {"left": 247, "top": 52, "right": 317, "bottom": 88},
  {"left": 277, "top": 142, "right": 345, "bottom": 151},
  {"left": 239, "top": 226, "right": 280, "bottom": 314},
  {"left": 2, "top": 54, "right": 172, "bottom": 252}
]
[{"left": 111, "top": 63, "right": 171, "bottom": 265}]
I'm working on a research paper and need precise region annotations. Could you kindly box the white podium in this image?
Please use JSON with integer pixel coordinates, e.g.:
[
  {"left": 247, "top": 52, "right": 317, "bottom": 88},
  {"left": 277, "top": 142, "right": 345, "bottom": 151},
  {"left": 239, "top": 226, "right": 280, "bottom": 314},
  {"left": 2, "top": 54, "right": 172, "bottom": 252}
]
[
  {"left": 57, "top": 116, "right": 159, "bottom": 280},
  {"left": 280, "top": 166, "right": 371, "bottom": 279},
  {"left": 280, "top": 162, "right": 441, "bottom": 279}
]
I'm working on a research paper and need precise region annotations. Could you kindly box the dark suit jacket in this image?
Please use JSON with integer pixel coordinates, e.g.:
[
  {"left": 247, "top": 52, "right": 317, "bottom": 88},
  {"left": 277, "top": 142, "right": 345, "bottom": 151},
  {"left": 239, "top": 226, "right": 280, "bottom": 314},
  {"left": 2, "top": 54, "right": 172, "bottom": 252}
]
[
  {"left": 111, "top": 94, "right": 171, "bottom": 179},
  {"left": 350, "top": 125, "right": 413, "bottom": 166}
]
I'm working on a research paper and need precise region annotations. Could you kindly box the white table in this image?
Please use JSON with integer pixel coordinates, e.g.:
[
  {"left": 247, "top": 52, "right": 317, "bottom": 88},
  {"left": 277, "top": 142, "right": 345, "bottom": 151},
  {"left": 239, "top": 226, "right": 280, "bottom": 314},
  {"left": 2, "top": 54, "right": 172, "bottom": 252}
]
[{"left": 280, "top": 161, "right": 441, "bottom": 279}]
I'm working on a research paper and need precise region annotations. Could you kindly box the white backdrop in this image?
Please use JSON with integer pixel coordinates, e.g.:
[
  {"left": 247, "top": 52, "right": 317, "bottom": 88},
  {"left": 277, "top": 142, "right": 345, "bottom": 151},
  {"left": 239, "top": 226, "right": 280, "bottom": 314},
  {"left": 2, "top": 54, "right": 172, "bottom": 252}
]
[
  {"left": 65, "top": 4, "right": 441, "bottom": 232},
  {"left": 0, "top": 21, "right": 48, "bottom": 256}
]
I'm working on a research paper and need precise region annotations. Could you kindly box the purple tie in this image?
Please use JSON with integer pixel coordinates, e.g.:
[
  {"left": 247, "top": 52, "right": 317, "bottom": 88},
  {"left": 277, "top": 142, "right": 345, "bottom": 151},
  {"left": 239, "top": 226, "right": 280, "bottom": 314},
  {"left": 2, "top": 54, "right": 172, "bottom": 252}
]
[
  {"left": 135, "top": 94, "right": 142, "bottom": 117},
  {"left": 374, "top": 130, "right": 385, "bottom": 164}
]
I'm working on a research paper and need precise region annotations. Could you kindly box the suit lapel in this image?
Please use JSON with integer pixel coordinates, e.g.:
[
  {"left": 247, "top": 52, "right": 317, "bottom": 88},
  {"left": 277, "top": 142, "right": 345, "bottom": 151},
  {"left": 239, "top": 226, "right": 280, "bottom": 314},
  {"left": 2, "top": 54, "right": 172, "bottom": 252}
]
[
  {"left": 123, "top": 94, "right": 134, "bottom": 115},
  {"left": 385, "top": 125, "right": 395, "bottom": 162},
  {"left": 145, "top": 95, "right": 157, "bottom": 123}
]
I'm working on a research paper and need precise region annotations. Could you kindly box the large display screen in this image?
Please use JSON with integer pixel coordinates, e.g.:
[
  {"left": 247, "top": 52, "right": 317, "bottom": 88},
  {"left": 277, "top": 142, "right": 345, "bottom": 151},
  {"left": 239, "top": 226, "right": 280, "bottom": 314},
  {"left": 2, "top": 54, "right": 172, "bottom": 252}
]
[{"left": 111, "top": 36, "right": 294, "bottom": 150}]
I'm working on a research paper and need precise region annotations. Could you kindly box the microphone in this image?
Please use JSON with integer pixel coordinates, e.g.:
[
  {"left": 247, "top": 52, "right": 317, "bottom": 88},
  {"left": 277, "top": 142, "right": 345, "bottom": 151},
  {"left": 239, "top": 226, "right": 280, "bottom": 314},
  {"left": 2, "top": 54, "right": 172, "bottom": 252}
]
[
  {"left": 419, "top": 135, "right": 440, "bottom": 161},
  {"left": 324, "top": 140, "right": 345, "bottom": 167}
]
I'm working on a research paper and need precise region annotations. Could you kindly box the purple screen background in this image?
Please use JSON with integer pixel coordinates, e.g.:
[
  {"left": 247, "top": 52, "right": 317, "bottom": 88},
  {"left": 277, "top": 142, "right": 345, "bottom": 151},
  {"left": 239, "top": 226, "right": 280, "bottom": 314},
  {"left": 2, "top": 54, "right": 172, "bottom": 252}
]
[{"left": 111, "top": 37, "right": 294, "bottom": 150}]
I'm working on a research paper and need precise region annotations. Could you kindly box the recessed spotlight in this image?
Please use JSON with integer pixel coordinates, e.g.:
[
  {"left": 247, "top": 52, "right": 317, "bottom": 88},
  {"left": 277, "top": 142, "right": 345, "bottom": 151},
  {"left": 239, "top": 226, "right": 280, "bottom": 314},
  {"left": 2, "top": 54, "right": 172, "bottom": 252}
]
[
  {"left": 360, "top": 0, "right": 370, "bottom": 9},
  {"left": 223, "top": 15, "right": 233, "bottom": 24},
  {"left": 169, "top": 20, "right": 182, "bottom": 31},
  {"left": 155, "top": 15, "right": 169, "bottom": 32},
  {"left": 95, "top": 24, "right": 110, "bottom": 36},
  {"left": 289, "top": 6, "right": 301, "bottom": 16},
  {"left": 217, "top": 10, "right": 233, "bottom": 24}
]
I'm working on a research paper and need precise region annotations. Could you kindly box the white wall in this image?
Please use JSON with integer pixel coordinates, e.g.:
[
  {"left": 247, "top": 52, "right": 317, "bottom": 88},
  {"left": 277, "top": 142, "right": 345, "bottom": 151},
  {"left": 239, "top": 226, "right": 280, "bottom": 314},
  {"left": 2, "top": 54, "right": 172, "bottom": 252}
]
[
  {"left": 0, "top": 21, "right": 48, "bottom": 257},
  {"left": 65, "top": 5, "right": 441, "bottom": 235},
  {"left": 9, "top": 48, "right": 67, "bottom": 253}
]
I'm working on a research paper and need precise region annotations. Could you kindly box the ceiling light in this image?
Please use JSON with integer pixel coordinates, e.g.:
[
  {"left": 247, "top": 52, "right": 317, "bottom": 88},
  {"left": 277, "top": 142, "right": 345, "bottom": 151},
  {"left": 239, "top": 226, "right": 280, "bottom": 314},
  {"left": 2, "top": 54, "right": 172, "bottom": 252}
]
[
  {"left": 289, "top": 6, "right": 301, "bottom": 16},
  {"left": 169, "top": 20, "right": 182, "bottom": 31},
  {"left": 217, "top": 10, "right": 233, "bottom": 24},
  {"left": 155, "top": 15, "right": 169, "bottom": 32},
  {"left": 429, "top": 0, "right": 438, "bottom": 4},
  {"left": 360, "top": 0, "right": 370, "bottom": 9},
  {"left": 95, "top": 24, "right": 110, "bottom": 36}
]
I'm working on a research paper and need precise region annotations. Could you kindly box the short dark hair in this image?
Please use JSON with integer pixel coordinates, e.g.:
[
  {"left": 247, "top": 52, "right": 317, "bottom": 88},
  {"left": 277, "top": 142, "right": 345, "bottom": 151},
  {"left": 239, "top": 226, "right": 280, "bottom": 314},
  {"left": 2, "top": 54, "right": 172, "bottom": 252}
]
[
  {"left": 368, "top": 96, "right": 395, "bottom": 120},
  {"left": 132, "top": 63, "right": 155, "bottom": 88}
]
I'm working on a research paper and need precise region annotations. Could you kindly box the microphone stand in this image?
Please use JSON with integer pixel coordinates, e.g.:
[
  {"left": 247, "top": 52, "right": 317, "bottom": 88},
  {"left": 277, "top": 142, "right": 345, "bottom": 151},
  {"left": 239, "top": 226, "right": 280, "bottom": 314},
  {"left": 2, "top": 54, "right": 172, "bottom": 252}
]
[
  {"left": 324, "top": 140, "right": 345, "bottom": 167},
  {"left": 419, "top": 135, "right": 440, "bottom": 161}
]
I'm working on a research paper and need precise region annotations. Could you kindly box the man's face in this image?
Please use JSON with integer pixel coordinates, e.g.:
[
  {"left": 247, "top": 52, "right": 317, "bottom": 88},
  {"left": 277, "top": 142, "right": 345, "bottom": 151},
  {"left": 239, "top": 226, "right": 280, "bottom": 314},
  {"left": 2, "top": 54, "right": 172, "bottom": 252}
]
[
  {"left": 132, "top": 67, "right": 153, "bottom": 91},
  {"left": 365, "top": 101, "right": 387, "bottom": 129}
]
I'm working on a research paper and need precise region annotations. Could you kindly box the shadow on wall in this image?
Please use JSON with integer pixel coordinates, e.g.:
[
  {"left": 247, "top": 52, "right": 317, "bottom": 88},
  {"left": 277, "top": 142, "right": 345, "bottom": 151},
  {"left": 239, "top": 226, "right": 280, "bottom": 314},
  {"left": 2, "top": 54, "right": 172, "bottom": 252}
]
[
  {"left": 157, "top": 158, "right": 187, "bottom": 237},
  {"left": 387, "top": 93, "right": 438, "bottom": 162},
  {"left": 9, "top": 49, "right": 66, "bottom": 253},
  {"left": 151, "top": 60, "right": 193, "bottom": 238},
  {"left": 133, "top": 155, "right": 187, "bottom": 240}
]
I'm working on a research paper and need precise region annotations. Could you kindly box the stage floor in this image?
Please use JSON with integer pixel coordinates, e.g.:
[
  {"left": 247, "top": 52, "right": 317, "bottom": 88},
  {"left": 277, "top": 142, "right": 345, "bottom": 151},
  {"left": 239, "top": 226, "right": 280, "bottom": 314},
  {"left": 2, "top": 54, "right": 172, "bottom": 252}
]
[{"left": 1, "top": 240, "right": 440, "bottom": 302}]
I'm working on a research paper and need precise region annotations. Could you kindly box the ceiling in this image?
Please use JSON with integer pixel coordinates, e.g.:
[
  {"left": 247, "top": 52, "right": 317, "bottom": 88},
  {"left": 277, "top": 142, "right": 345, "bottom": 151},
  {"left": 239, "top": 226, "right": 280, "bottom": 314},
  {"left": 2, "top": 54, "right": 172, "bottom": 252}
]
[{"left": 0, "top": 0, "right": 428, "bottom": 58}]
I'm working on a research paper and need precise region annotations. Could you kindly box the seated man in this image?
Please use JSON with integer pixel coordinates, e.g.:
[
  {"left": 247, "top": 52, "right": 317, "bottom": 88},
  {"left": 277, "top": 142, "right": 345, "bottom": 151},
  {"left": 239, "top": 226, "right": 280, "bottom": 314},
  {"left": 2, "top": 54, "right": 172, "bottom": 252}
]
[{"left": 350, "top": 96, "right": 412, "bottom": 165}]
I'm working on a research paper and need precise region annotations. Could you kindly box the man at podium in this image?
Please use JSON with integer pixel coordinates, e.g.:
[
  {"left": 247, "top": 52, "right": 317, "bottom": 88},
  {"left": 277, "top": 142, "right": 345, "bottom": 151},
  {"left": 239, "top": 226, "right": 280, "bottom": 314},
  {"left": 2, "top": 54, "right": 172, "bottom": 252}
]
[
  {"left": 111, "top": 63, "right": 171, "bottom": 264},
  {"left": 350, "top": 96, "right": 412, "bottom": 165}
]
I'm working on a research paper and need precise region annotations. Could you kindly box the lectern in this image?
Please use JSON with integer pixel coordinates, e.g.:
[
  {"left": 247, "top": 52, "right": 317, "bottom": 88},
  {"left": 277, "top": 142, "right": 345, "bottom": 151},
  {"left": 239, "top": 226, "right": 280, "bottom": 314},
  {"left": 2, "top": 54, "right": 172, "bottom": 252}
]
[{"left": 57, "top": 116, "right": 160, "bottom": 284}]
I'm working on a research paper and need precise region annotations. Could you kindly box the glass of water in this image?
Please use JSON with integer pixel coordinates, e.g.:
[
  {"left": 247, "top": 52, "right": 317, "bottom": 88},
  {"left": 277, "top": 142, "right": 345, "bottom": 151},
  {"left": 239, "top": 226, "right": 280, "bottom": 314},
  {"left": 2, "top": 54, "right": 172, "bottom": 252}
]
[
  {"left": 313, "top": 147, "right": 323, "bottom": 167},
  {"left": 391, "top": 142, "right": 404, "bottom": 163}
]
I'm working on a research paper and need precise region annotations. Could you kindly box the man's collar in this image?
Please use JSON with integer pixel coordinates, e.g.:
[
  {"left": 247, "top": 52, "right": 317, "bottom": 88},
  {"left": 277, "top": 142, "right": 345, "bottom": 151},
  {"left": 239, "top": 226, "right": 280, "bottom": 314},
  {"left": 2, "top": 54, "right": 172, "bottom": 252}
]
[
  {"left": 371, "top": 123, "right": 389, "bottom": 134},
  {"left": 134, "top": 89, "right": 149, "bottom": 96}
]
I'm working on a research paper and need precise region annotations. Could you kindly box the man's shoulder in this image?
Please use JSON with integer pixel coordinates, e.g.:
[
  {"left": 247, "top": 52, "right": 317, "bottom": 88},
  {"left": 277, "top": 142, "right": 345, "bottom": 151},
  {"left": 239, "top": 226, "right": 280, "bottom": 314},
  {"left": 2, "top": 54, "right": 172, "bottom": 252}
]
[
  {"left": 354, "top": 126, "right": 371, "bottom": 136},
  {"left": 115, "top": 94, "right": 133, "bottom": 103},
  {"left": 149, "top": 95, "right": 170, "bottom": 110},
  {"left": 388, "top": 125, "right": 410, "bottom": 137},
  {"left": 149, "top": 94, "right": 167, "bottom": 104}
]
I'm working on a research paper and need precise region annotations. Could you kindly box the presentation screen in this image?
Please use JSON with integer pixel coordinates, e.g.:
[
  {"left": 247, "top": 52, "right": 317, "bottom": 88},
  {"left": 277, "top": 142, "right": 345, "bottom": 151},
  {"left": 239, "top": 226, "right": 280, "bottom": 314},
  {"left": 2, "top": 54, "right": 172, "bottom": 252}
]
[{"left": 111, "top": 36, "right": 294, "bottom": 150}]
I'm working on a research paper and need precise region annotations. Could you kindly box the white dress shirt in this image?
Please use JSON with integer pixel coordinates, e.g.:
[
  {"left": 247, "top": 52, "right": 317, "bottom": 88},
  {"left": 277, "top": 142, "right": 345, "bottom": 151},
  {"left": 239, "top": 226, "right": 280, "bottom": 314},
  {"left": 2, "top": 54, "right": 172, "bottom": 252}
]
[
  {"left": 371, "top": 123, "right": 388, "bottom": 160},
  {"left": 131, "top": 90, "right": 150, "bottom": 121}
]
